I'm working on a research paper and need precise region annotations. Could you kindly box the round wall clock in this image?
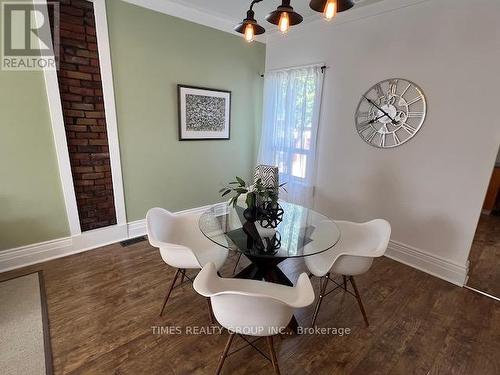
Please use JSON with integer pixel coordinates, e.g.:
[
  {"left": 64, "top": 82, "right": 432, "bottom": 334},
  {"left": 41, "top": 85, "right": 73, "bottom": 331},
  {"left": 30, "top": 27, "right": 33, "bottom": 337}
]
[{"left": 355, "top": 78, "right": 426, "bottom": 148}]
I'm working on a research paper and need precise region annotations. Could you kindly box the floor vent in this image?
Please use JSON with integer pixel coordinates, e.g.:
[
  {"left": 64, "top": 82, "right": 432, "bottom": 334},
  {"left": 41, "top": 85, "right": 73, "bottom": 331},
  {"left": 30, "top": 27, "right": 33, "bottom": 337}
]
[{"left": 120, "top": 236, "right": 147, "bottom": 247}]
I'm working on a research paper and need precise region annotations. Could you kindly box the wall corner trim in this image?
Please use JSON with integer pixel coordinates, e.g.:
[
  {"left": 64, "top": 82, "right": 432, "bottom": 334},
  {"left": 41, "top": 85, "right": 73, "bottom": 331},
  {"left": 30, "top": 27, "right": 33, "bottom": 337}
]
[{"left": 385, "top": 240, "right": 469, "bottom": 287}]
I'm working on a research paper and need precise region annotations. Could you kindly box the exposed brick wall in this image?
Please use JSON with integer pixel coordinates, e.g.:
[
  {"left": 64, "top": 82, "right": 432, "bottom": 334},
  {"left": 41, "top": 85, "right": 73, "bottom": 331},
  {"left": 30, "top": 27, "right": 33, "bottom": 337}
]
[{"left": 54, "top": 0, "right": 117, "bottom": 231}]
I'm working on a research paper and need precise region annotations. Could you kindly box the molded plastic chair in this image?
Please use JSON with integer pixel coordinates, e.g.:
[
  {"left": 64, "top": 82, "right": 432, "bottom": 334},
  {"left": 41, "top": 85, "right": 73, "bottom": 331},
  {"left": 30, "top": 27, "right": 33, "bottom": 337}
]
[
  {"left": 305, "top": 219, "right": 391, "bottom": 327},
  {"left": 194, "top": 262, "right": 315, "bottom": 374},
  {"left": 146, "top": 207, "right": 228, "bottom": 317}
]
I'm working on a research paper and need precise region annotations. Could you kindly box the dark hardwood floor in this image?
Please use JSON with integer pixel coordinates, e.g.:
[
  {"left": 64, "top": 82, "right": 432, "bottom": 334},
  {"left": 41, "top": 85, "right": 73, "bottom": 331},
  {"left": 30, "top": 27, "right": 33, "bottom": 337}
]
[
  {"left": 467, "top": 214, "right": 500, "bottom": 297},
  {"left": 1, "top": 240, "right": 499, "bottom": 374}
]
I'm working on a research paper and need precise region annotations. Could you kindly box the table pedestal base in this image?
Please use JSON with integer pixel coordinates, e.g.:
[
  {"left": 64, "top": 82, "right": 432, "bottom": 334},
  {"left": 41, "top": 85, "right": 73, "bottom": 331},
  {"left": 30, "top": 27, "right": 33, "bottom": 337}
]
[{"left": 234, "top": 255, "right": 299, "bottom": 333}]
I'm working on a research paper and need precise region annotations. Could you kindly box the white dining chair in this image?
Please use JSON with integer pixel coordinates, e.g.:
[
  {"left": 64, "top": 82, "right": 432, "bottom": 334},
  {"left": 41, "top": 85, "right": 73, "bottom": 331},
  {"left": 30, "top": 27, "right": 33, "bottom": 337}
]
[
  {"left": 305, "top": 219, "right": 391, "bottom": 327},
  {"left": 146, "top": 207, "right": 229, "bottom": 317},
  {"left": 193, "top": 262, "right": 315, "bottom": 375}
]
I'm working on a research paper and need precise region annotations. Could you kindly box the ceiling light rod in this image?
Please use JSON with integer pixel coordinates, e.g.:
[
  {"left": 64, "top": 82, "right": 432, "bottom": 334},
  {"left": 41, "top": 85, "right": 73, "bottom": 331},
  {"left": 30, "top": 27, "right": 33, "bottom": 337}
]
[{"left": 235, "top": 0, "right": 354, "bottom": 42}]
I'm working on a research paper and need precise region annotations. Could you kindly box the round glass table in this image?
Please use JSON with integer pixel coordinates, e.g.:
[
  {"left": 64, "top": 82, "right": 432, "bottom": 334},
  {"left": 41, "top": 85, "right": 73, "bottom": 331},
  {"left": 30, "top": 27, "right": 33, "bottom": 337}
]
[{"left": 199, "top": 200, "right": 340, "bottom": 285}]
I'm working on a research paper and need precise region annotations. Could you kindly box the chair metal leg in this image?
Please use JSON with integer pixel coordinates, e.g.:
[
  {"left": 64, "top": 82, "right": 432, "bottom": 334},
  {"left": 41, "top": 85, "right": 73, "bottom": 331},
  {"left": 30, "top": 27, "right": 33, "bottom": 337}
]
[
  {"left": 206, "top": 298, "right": 215, "bottom": 324},
  {"left": 232, "top": 253, "right": 243, "bottom": 275},
  {"left": 266, "top": 336, "right": 281, "bottom": 375},
  {"left": 159, "top": 268, "right": 181, "bottom": 316},
  {"left": 311, "top": 273, "right": 329, "bottom": 326},
  {"left": 180, "top": 269, "right": 186, "bottom": 284},
  {"left": 349, "top": 276, "right": 369, "bottom": 327},
  {"left": 343, "top": 275, "right": 347, "bottom": 291},
  {"left": 215, "top": 332, "right": 235, "bottom": 375}
]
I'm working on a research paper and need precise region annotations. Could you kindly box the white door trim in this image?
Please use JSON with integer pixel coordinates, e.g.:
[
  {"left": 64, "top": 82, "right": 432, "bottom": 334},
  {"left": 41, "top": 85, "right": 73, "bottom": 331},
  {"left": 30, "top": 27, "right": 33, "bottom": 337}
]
[
  {"left": 93, "top": 0, "right": 127, "bottom": 225},
  {"left": 38, "top": 0, "right": 81, "bottom": 236},
  {"left": 40, "top": 0, "right": 127, "bottom": 235}
]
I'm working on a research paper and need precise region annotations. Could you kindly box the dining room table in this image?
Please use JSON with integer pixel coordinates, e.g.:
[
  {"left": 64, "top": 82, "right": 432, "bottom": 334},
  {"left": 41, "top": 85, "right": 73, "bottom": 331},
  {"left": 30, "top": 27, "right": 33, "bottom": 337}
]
[{"left": 198, "top": 200, "right": 341, "bottom": 332}]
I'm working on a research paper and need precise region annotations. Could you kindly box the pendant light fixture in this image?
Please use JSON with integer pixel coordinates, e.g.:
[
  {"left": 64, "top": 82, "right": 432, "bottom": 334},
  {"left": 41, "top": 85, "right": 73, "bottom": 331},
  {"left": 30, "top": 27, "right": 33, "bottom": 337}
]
[
  {"left": 235, "top": 0, "right": 354, "bottom": 42},
  {"left": 234, "top": 0, "right": 265, "bottom": 43},
  {"left": 309, "top": 0, "right": 355, "bottom": 20},
  {"left": 266, "top": 0, "right": 303, "bottom": 34}
]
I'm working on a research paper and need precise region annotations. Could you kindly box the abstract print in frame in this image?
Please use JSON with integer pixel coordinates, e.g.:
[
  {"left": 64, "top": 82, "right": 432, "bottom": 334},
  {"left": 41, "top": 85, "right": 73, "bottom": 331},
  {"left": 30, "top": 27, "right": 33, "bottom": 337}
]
[{"left": 178, "top": 85, "right": 231, "bottom": 140}]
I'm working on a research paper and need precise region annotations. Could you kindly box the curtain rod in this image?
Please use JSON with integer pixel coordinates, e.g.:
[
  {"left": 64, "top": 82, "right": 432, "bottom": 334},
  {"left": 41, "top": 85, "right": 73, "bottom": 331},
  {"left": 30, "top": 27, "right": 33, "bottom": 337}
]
[{"left": 260, "top": 63, "right": 328, "bottom": 77}]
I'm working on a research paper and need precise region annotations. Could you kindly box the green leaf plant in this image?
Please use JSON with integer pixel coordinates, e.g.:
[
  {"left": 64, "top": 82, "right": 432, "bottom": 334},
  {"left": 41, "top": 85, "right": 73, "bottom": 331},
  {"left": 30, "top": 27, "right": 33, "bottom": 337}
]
[{"left": 220, "top": 176, "right": 287, "bottom": 208}]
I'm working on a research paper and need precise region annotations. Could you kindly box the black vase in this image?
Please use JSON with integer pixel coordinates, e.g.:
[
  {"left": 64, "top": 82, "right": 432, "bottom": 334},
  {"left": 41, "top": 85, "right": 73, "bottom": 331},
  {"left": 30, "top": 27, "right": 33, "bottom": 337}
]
[{"left": 243, "top": 206, "right": 260, "bottom": 223}]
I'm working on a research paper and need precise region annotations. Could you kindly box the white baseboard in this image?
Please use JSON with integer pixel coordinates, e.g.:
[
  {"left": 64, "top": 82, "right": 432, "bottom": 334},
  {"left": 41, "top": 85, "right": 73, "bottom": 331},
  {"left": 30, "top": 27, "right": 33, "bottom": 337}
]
[
  {"left": 0, "top": 237, "right": 73, "bottom": 272},
  {"left": 126, "top": 204, "right": 213, "bottom": 239},
  {"left": 0, "top": 206, "right": 470, "bottom": 288},
  {"left": 127, "top": 219, "right": 147, "bottom": 238},
  {"left": 385, "top": 240, "right": 469, "bottom": 287},
  {"left": 0, "top": 205, "right": 212, "bottom": 273}
]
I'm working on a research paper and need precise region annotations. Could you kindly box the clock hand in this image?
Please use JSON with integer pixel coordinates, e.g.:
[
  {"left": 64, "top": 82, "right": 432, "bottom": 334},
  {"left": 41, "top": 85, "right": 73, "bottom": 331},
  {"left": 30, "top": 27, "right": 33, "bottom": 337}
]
[
  {"left": 359, "top": 114, "right": 388, "bottom": 128},
  {"left": 363, "top": 96, "right": 397, "bottom": 124},
  {"left": 369, "top": 114, "right": 387, "bottom": 124}
]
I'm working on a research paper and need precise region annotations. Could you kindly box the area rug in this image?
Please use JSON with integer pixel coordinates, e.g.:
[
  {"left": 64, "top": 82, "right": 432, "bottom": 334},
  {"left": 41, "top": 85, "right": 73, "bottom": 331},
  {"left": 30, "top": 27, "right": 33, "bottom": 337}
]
[{"left": 0, "top": 272, "right": 53, "bottom": 375}]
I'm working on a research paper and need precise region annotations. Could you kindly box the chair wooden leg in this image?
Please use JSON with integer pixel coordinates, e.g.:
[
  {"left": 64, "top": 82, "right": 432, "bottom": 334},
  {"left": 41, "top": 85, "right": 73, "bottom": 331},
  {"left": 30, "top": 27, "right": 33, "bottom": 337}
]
[
  {"left": 159, "top": 268, "right": 181, "bottom": 316},
  {"left": 349, "top": 276, "right": 369, "bottom": 327},
  {"left": 180, "top": 269, "right": 186, "bottom": 284},
  {"left": 266, "top": 336, "right": 281, "bottom": 375},
  {"left": 206, "top": 298, "right": 215, "bottom": 324},
  {"left": 311, "top": 273, "right": 329, "bottom": 326},
  {"left": 342, "top": 275, "right": 348, "bottom": 291},
  {"left": 232, "top": 253, "right": 242, "bottom": 275},
  {"left": 215, "top": 332, "right": 235, "bottom": 375}
]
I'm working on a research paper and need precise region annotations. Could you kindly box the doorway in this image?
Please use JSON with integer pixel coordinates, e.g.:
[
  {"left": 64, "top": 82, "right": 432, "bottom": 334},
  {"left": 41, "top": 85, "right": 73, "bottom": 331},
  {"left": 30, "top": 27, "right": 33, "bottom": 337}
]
[{"left": 466, "top": 146, "right": 500, "bottom": 299}]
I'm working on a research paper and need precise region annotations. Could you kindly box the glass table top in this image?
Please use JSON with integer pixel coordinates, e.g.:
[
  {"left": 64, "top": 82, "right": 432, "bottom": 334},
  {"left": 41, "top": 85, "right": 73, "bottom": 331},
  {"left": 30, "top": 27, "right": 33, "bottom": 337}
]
[{"left": 199, "top": 201, "right": 340, "bottom": 259}]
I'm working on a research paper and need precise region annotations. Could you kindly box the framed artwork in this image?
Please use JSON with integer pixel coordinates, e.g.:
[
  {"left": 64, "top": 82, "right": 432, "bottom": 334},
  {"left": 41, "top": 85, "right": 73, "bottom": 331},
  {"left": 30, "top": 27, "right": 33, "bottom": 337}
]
[{"left": 177, "top": 85, "right": 231, "bottom": 140}]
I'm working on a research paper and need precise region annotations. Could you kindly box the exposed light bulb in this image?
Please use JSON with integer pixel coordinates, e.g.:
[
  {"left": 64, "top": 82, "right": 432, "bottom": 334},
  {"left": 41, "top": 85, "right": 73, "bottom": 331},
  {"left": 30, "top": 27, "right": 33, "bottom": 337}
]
[
  {"left": 244, "top": 24, "right": 255, "bottom": 42},
  {"left": 278, "top": 12, "right": 290, "bottom": 34},
  {"left": 324, "top": 0, "right": 337, "bottom": 20}
]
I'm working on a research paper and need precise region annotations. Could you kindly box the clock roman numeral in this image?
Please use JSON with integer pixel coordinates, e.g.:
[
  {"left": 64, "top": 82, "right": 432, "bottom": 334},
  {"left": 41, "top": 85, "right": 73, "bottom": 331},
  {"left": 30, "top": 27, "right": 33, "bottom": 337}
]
[
  {"left": 389, "top": 80, "right": 398, "bottom": 95},
  {"left": 379, "top": 134, "right": 386, "bottom": 147},
  {"left": 367, "top": 130, "right": 377, "bottom": 143},
  {"left": 408, "top": 111, "right": 425, "bottom": 118},
  {"left": 401, "top": 123, "right": 416, "bottom": 134},
  {"left": 400, "top": 83, "right": 411, "bottom": 97},
  {"left": 374, "top": 83, "right": 384, "bottom": 98},
  {"left": 407, "top": 96, "right": 423, "bottom": 106},
  {"left": 357, "top": 111, "right": 370, "bottom": 118},
  {"left": 393, "top": 132, "right": 401, "bottom": 145},
  {"left": 357, "top": 122, "right": 373, "bottom": 133}
]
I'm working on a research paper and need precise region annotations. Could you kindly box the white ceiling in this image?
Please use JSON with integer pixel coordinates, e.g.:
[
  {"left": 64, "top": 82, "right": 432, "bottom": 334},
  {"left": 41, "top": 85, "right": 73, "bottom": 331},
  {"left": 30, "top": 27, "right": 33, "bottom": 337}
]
[{"left": 167, "top": 0, "right": 385, "bottom": 24}]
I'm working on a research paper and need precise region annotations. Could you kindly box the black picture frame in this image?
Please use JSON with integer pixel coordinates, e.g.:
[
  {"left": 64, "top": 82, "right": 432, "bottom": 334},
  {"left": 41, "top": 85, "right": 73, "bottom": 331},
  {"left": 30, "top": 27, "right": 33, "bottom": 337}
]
[{"left": 177, "top": 84, "right": 232, "bottom": 141}]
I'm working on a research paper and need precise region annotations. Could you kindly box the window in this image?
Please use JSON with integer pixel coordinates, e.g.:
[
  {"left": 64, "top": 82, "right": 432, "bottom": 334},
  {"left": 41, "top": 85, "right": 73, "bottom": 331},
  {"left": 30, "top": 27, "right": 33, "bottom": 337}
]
[{"left": 258, "top": 65, "right": 324, "bottom": 207}]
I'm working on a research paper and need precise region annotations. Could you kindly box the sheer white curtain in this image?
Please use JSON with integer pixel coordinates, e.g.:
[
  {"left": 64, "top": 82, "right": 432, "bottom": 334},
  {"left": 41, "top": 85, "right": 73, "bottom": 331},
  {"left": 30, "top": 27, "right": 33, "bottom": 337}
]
[{"left": 258, "top": 65, "right": 324, "bottom": 208}]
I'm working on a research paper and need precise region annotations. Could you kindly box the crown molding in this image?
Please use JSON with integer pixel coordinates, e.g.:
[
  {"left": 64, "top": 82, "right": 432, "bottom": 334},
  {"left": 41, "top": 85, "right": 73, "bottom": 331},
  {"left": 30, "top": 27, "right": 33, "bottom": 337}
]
[{"left": 120, "top": 0, "right": 267, "bottom": 43}]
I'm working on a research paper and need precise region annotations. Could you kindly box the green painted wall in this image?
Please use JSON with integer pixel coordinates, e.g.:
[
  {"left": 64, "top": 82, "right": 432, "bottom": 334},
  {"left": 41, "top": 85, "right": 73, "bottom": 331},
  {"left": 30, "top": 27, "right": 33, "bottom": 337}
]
[
  {"left": 0, "top": 70, "right": 69, "bottom": 250},
  {"left": 107, "top": 1, "right": 265, "bottom": 221}
]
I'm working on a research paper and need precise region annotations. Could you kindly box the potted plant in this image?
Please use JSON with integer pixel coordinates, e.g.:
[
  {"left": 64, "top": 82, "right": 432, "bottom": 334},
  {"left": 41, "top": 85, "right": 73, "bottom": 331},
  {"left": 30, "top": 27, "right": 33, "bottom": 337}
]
[{"left": 219, "top": 176, "right": 285, "bottom": 223}]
